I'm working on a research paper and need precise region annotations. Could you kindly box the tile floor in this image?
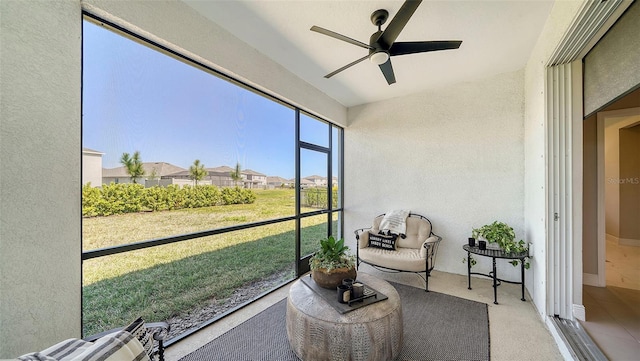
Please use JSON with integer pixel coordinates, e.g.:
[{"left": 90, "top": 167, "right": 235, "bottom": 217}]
[
  {"left": 581, "top": 235, "right": 640, "bottom": 360},
  {"left": 581, "top": 285, "right": 640, "bottom": 360},
  {"left": 605, "top": 236, "right": 640, "bottom": 291}
]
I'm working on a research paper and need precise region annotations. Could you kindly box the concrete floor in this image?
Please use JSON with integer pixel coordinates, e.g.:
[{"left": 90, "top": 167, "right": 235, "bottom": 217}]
[{"left": 166, "top": 266, "right": 564, "bottom": 361}]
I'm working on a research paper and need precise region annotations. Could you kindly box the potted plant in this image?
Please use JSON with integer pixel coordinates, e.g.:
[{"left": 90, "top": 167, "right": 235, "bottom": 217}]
[
  {"left": 472, "top": 221, "right": 530, "bottom": 268},
  {"left": 309, "top": 236, "right": 357, "bottom": 289},
  {"left": 462, "top": 255, "right": 477, "bottom": 267}
]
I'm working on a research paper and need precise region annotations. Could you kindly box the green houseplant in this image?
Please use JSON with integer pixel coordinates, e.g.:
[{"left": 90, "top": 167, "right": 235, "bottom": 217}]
[
  {"left": 309, "top": 236, "right": 356, "bottom": 289},
  {"left": 471, "top": 221, "right": 530, "bottom": 268}
]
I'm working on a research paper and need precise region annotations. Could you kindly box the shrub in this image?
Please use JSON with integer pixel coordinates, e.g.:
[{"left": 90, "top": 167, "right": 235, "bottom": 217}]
[
  {"left": 82, "top": 183, "right": 103, "bottom": 217},
  {"left": 142, "top": 186, "right": 168, "bottom": 212},
  {"left": 220, "top": 186, "right": 256, "bottom": 205},
  {"left": 164, "top": 184, "right": 185, "bottom": 210},
  {"left": 82, "top": 183, "right": 255, "bottom": 217}
]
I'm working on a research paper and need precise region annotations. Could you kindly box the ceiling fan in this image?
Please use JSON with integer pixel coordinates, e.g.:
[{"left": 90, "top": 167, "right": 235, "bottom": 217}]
[{"left": 311, "top": 0, "right": 462, "bottom": 85}]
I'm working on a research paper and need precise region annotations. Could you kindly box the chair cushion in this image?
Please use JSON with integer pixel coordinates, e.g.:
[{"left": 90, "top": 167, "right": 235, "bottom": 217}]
[
  {"left": 18, "top": 330, "right": 151, "bottom": 361},
  {"left": 359, "top": 246, "right": 426, "bottom": 272},
  {"left": 401, "top": 216, "right": 432, "bottom": 248}
]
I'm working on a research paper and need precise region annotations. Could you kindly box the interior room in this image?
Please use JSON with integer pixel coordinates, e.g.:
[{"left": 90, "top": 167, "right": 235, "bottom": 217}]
[
  {"left": 581, "top": 88, "right": 640, "bottom": 360},
  {"left": 1, "top": 0, "right": 639, "bottom": 360}
]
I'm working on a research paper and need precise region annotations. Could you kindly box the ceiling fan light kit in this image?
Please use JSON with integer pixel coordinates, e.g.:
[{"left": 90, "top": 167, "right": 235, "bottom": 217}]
[
  {"left": 310, "top": 0, "right": 462, "bottom": 85},
  {"left": 370, "top": 51, "right": 390, "bottom": 65}
]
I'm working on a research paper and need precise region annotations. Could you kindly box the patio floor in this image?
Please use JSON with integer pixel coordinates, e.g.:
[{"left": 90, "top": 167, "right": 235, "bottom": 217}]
[{"left": 166, "top": 266, "right": 564, "bottom": 361}]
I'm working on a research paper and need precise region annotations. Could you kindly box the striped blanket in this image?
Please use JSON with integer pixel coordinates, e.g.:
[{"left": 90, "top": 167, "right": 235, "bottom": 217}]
[{"left": 18, "top": 330, "right": 150, "bottom": 361}]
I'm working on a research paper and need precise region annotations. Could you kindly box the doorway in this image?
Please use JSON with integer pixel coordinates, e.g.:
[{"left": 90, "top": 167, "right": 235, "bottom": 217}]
[
  {"left": 598, "top": 109, "right": 640, "bottom": 289},
  {"left": 581, "top": 93, "right": 640, "bottom": 360},
  {"left": 582, "top": 100, "right": 640, "bottom": 287}
]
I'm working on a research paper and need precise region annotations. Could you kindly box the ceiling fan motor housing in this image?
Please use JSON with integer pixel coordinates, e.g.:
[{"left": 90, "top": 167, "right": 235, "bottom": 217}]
[
  {"left": 370, "top": 9, "right": 389, "bottom": 27},
  {"left": 369, "top": 30, "right": 390, "bottom": 64}
]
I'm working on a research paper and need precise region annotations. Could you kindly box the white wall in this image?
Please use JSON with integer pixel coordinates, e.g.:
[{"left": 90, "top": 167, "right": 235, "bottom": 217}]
[
  {"left": 0, "top": 1, "right": 82, "bottom": 357},
  {"left": 344, "top": 70, "right": 525, "bottom": 281},
  {"left": 604, "top": 115, "right": 640, "bottom": 239},
  {"left": 0, "top": 0, "right": 347, "bottom": 357},
  {"left": 523, "top": 0, "right": 585, "bottom": 317}
]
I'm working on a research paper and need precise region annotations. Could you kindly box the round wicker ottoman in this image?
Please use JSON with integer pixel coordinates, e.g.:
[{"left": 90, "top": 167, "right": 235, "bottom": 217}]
[{"left": 286, "top": 273, "right": 402, "bottom": 361}]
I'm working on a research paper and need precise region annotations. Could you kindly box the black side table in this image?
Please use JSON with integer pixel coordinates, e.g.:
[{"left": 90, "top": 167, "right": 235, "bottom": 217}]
[{"left": 463, "top": 244, "right": 528, "bottom": 304}]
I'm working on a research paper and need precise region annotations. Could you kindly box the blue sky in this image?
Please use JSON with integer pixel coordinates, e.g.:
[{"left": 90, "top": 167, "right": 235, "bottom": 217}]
[{"left": 82, "top": 21, "right": 335, "bottom": 180}]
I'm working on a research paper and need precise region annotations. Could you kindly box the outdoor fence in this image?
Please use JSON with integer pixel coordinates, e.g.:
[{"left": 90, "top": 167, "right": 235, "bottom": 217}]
[{"left": 301, "top": 187, "right": 338, "bottom": 209}]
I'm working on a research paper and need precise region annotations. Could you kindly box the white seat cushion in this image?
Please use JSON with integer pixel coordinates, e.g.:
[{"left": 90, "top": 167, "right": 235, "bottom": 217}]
[{"left": 359, "top": 246, "right": 426, "bottom": 272}]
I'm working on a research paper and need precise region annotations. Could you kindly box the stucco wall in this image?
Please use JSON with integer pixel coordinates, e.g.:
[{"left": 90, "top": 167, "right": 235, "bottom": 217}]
[
  {"left": 0, "top": 1, "right": 82, "bottom": 356},
  {"left": 584, "top": 1, "right": 640, "bottom": 116},
  {"left": 344, "top": 70, "right": 525, "bottom": 282}
]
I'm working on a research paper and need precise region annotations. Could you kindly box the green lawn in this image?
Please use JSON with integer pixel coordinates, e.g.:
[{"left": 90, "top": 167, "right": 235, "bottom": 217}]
[{"left": 82, "top": 188, "right": 336, "bottom": 336}]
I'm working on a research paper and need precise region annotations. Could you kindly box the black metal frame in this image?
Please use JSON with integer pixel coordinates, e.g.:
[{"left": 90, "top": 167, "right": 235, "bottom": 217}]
[
  {"left": 354, "top": 213, "right": 442, "bottom": 292},
  {"left": 80, "top": 12, "right": 346, "bottom": 346},
  {"left": 463, "top": 244, "right": 529, "bottom": 304},
  {"left": 84, "top": 321, "right": 170, "bottom": 361}
]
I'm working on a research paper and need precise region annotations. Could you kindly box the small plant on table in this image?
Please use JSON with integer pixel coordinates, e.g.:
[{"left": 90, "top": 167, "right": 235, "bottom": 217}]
[{"left": 471, "top": 221, "right": 530, "bottom": 269}]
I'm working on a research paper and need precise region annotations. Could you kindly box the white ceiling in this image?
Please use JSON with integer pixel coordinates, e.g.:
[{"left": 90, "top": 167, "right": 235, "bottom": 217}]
[{"left": 183, "top": 0, "right": 554, "bottom": 108}]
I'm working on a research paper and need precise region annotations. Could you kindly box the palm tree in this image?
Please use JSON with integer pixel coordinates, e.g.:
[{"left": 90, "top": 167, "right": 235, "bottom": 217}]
[
  {"left": 230, "top": 162, "right": 243, "bottom": 187},
  {"left": 148, "top": 167, "right": 159, "bottom": 186},
  {"left": 189, "top": 159, "right": 207, "bottom": 186},
  {"left": 120, "top": 151, "right": 145, "bottom": 183}
]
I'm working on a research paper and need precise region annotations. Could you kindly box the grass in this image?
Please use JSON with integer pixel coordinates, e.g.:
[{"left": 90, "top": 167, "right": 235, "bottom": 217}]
[{"left": 82, "top": 188, "right": 339, "bottom": 336}]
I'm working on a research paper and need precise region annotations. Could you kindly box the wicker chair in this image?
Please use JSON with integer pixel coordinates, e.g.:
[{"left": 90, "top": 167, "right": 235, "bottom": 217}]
[{"left": 355, "top": 213, "right": 442, "bottom": 291}]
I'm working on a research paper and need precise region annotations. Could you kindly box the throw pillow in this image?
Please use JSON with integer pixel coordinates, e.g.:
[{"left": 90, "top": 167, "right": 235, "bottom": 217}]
[{"left": 368, "top": 232, "right": 398, "bottom": 250}]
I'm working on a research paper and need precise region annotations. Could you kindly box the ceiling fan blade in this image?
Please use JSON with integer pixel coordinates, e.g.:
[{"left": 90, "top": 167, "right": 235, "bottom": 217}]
[
  {"left": 311, "top": 26, "right": 373, "bottom": 50},
  {"left": 377, "top": 0, "right": 422, "bottom": 48},
  {"left": 379, "top": 59, "right": 396, "bottom": 85},
  {"left": 325, "top": 54, "right": 370, "bottom": 78},
  {"left": 389, "top": 40, "right": 462, "bottom": 56}
]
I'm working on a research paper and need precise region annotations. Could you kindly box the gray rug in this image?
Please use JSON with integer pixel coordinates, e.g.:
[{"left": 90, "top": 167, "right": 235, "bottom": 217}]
[{"left": 179, "top": 282, "right": 490, "bottom": 361}]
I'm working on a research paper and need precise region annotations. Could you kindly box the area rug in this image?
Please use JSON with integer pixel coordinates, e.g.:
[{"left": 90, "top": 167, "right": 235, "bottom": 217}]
[{"left": 179, "top": 282, "right": 490, "bottom": 361}]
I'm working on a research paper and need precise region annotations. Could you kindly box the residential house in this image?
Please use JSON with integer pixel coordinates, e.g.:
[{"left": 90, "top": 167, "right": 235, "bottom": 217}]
[
  {"left": 299, "top": 178, "right": 315, "bottom": 188},
  {"left": 161, "top": 165, "right": 267, "bottom": 188},
  {"left": 242, "top": 169, "right": 267, "bottom": 189},
  {"left": 266, "top": 176, "right": 291, "bottom": 188},
  {"left": 81, "top": 147, "right": 103, "bottom": 187},
  {"left": 101, "top": 162, "right": 186, "bottom": 187},
  {"left": 303, "top": 175, "right": 326, "bottom": 187},
  {"left": 1, "top": 0, "right": 638, "bottom": 358}
]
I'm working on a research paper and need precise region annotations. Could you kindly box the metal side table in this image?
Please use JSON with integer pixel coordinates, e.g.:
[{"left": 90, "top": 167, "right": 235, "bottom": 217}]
[{"left": 463, "top": 244, "right": 529, "bottom": 304}]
